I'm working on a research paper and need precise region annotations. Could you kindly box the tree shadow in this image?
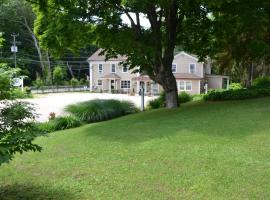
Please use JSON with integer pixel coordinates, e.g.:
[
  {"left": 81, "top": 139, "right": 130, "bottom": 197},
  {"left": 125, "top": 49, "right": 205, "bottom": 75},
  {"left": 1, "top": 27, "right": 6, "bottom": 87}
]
[
  {"left": 84, "top": 99, "right": 270, "bottom": 144},
  {"left": 0, "top": 184, "right": 76, "bottom": 200}
]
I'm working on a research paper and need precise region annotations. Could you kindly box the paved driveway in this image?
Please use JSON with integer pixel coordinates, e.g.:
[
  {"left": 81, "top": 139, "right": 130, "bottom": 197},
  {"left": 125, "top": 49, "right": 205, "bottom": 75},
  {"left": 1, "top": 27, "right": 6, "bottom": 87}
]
[{"left": 24, "top": 92, "right": 156, "bottom": 122}]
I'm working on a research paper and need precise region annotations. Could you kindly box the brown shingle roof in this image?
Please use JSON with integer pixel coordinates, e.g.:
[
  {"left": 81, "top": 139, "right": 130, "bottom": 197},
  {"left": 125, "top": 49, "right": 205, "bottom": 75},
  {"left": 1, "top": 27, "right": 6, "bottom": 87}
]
[
  {"left": 88, "top": 49, "right": 127, "bottom": 62},
  {"left": 101, "top": 73, "right": 121, "bottom": 79},
  {"left": 174, "top": 73, "right": 203, "bottom": 79}
]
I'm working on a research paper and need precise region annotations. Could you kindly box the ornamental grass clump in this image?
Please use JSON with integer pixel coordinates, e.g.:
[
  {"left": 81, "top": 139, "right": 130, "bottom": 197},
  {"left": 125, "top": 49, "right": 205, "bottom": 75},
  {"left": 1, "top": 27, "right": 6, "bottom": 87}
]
[{"left": 65, "top": 99, "right": 138, "bottom": 123}]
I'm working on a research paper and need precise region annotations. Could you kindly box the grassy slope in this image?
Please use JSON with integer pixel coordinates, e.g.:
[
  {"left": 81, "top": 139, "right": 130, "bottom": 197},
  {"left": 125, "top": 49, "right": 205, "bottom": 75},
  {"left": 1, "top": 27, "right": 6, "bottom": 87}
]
[{"left": 1, "top": 98, "right": 270, "bottom": 200}]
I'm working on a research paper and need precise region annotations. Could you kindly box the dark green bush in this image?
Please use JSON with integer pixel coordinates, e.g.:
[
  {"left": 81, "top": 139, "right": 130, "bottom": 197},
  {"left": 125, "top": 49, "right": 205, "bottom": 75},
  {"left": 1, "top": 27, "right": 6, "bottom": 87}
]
[
  {"left": 65, "top": 99, "right": 139, "bottom": 123},
  {"left": 0, "top": 101, "right": 44, "bottom": 165},
  {"left": 147, "top": 91, "right": 166, "bottom": 109},
  {"left": 148, "top": 91, "right": 192, "bottom": 109},
  {"left": 39, "top": 116, "right": 81, "bottom": 133},
  {"left": 204, "top": 88, "right": 270, "bottom": 101},
  {"left": 179, "top": 92, "right": 193, "bottom": 103},
  {"left": 10, "top": 88, "right": 33, "bottom": 99},
  {"left": 252, "top": 77, "right": 270, "bottom": 89}
]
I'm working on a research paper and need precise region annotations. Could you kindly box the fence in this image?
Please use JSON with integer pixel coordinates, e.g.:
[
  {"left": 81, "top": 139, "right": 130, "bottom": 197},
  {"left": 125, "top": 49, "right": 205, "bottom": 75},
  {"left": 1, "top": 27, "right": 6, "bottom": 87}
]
[{"left": 30, "top": 85, "right": 89, "bottom": 94}]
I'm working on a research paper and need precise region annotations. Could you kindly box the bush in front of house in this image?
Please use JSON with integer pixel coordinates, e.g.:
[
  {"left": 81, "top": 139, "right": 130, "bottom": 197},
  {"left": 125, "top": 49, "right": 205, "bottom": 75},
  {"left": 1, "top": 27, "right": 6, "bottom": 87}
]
[
  {"left": 148, "top": 91, "right": 193, "bottom": 109},
  {"left": 179, "top": 91, "right": 193, "bottom": 103},
  {"left": 229, "top": 83, "right": 243, "bottom": 90},
  {"left": 10, "top": 88, "right": 33, "bottom": 99},
  {"left": 38, "top": 116, "right": 81, "bottom": 133},
  {"left": 203, "top": 88, "right": 270, "bottom": 101},
  {"left": 252, "top": 77, "right": 270, "bottom": 89},
  {"left": 65, "top": 99, "right": 139, "bottom": 123}
]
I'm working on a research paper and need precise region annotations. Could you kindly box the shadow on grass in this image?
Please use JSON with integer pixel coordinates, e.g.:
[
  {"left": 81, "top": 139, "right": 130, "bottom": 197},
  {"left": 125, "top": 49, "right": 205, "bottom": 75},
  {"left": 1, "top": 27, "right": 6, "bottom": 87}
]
[
  {"left": 0, "top": 184, "right": 76, "bottom": 200},
  {"left": 84, "top": 98, "right": 270, "bottom": 143}
]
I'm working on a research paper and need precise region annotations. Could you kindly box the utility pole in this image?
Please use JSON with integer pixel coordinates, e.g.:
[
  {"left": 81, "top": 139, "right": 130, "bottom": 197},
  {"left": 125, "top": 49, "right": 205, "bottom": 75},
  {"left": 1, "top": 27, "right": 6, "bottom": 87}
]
[{"left": 11, "top": 33, "right": 19, "bottom": 67}]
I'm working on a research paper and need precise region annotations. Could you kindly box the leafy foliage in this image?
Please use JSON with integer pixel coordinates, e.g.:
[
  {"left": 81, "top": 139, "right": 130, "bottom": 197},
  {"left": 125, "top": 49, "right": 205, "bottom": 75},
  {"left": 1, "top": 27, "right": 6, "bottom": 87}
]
[
  {"left": 53, "top": 66, "right": 65, "bottom": 86},
  {"left": 252, "top": 77, "right": 270, "bottom": 89},
  {"left": 0, "top": 101, "right": 44, "bottom": 165},
  {"left": 65, "top": 99, "right": 138, "bottom": 123},
  {"left": 204, "top": 88, "right": 270, "bottom": 101},
  {"left": 148, "top": 91, "right": 192, "bottom": 109},
  {"left": 38, "top": 116, "right": 81, "bottom": 133},
  {"left": 10, "top": 88, "right": 33, "bottom": 99},
  {"left": 70, "top": 77, "right": 79, "bottom": 87},
  {"left": 229, "top": 83, "right": 243, "bottom": 90}
]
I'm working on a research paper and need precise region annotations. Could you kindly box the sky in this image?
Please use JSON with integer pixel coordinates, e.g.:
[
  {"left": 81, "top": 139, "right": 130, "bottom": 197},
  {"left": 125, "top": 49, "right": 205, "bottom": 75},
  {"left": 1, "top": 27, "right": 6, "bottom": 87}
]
[{"left": 121, "top": 13, "right": 150, "bottom": 28}]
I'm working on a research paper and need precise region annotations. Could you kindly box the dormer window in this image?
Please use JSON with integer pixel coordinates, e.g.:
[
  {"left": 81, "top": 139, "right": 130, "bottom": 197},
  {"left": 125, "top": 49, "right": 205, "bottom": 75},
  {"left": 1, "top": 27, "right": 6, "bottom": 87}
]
[
  {"left": 122, "top": 65, "right": 128, "bottom": 73},
  {"left": 172, "top": 64, "right": 177, "bottom": 73},
  {"left": 189, "top": 63, "right": 196, "bottom": 74},
  {"left": 98, "top": 64, "right": 103, "bottom": 74},
  {"left": 111, "top": 64, "right": 116, "bottom": 73}
]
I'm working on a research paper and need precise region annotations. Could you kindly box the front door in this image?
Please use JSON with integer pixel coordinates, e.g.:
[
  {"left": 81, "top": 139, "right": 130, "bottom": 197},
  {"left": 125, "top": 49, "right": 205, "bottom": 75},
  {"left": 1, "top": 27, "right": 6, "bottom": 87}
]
[{"left": 110, "top": 80, "right": 115, "bottom": 92}]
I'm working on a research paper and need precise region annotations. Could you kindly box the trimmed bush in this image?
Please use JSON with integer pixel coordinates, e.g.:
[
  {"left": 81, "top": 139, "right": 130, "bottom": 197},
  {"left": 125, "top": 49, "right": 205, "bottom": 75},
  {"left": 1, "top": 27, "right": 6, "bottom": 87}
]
[
  {"left": 252, "top": 77, "right": 270, "bottom": 89},
  {"left": 148, "top": 91, "right": 192, "bottom": 109},
  {"left": 65, "top": 99, "right": 139, "bottom": 123},
  {"left": 229, "top": 83, "right": 243, "bottom": 90},
  {"left": 38, "top": 116, "right": 81, "bottom": 133},
  {"left": 204, "top": 88, "right": 270, "bottom": 101},
  {"left": 10, "top": 88, "right": 33, "bottom": 99},
  {"left": 179, "top": 92, "right": 193, "bottom": 103}
]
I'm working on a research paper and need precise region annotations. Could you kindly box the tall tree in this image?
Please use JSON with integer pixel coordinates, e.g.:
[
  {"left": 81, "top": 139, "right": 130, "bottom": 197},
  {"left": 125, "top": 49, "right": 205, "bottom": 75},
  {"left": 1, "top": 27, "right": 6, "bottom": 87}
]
[{"left": 31, "top": 0, "right": 210, "bottom": 108}]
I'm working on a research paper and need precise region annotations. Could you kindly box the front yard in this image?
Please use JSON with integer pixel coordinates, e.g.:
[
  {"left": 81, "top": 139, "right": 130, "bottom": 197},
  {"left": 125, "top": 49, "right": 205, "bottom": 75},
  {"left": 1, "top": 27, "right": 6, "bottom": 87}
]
[{"left": 1, "top": 98, "right": 270, "bottom": 199}]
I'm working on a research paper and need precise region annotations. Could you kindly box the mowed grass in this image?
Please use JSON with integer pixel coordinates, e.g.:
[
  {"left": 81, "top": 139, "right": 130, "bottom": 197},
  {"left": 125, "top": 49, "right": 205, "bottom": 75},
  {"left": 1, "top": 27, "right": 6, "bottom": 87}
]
[{"left": 1, "top": 98, "right": 270, "bottom": 200}]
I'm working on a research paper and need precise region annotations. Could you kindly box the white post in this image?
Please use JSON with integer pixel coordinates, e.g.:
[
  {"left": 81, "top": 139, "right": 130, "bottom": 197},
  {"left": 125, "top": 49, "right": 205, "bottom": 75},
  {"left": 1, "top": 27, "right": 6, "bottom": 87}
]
[
  {"left": 89, "top": 63, "right": 93, "bottom": 92},
  {"left": 141, "top": 83, "right": 145, "bottom": 111},
  {"left": 21, "top": 77, "right": 24, "bottom": 92},
  {"left": 137, "top": 81, "right": 140, "bottom": 94},
  {"left": 227, "top": 78, "right": 230, "bottom": 90}
]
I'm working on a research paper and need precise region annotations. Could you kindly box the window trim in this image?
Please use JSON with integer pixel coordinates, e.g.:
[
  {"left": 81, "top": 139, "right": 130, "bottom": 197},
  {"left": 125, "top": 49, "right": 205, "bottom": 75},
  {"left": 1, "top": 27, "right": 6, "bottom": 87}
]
[
  {"left": 98, "top": 64, "right": 103, "bottom": 74},
  {"left": 178, "top": 81, "right": 192, "bottom": 91},
  {"left": 111, "top": 63, "right": 116, "bottom": 73},
  {"left": 122, "top": 65, "right": 128, "bottom": 73},
  {"left": 121, "top": 80, "right": 131, "bottom": 89},
  {"left": 97, "top": 79, "right": 103, "bottom": 86},
  {"left": 189, "top": 63, "right": 196, "bottom": 74},
  {"left": 172, "top": 63, "right": 177, "bottom": 73}
]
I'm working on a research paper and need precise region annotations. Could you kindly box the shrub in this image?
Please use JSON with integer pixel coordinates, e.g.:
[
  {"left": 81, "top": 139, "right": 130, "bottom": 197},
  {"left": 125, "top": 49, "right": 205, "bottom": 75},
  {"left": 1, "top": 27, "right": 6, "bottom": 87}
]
[
  {"left": 70, "top": 78, "right": 79, "bottom": 88},
  {"left": 204, "top": 88, "right": 270, "bottom": 101},
  {"left": 65, "top": 99, "right": 138, "bottom": 123},
  {"left": 10, "top": 88, "right": 33, "bottom": 99},
  {"left": 39, "top": 116, "right": 81, "bottom": 133},
  {"left": 252, "top": 77, "right": 270, "bottom": 89},
  {"left": 33, "top": 77, "right": 44, "bottom": 89},
  {"left": 229, "top": 83, "right": 243, "bottom": 90},
  {"left": 148, "top": 91, "right": 192, "bottom": 109},
  {"left": 53, "top": 66, "right": 66, "bottom": 86},
  {"left": 0, "top": 101, "right": 44, "bottom": 165},
  {"left": 147, "top": 91, "right": 166, "bottom": 109},
  {"left": 179, "top": 92, "right": 193, "bottom": 103}
]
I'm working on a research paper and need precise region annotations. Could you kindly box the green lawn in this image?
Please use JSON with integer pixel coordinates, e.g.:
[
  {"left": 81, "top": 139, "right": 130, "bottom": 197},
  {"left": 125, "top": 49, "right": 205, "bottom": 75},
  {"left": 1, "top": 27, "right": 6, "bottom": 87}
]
[{"left": 1, "top": 98, "right": 270, "bottom": 199}]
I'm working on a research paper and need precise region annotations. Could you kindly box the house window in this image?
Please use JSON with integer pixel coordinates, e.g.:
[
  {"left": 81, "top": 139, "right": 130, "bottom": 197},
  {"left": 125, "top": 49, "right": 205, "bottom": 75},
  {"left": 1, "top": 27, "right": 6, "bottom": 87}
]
[
  {"left": 111, "top": 64, "right": 116, "bottom": 73},
  {"left": 186, "top": 81, "right": 192, "bottom": 91},
  {"left": 178, "top": 81, "right": 192, "bottom": 91},
  {"left": 98, "top": 64, "right": 103, "bottom": 73},
  {"left": 98, "top": 80, "right": 102, "bottom": 86},
  {"left": 172, "top": 64, "right": 177, "bottom": 73},
  {"left": 189, "top": 64, "right": 196, "bottom": 74},
  {"left": 122, "top": 65, "right": 128, "bottom": 73},
  {"left": 179, "top": 81, "right": 185, "bottom": 91},
  {"left": 121, "top": 80, "right": 131, "bottom": 89}
]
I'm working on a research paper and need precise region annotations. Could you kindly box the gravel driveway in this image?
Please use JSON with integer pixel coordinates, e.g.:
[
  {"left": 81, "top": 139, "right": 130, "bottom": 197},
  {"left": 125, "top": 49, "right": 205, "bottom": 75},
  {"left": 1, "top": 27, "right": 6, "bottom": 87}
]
[{"left": 24, "top": 92, "right": 156, "bottom": 122}]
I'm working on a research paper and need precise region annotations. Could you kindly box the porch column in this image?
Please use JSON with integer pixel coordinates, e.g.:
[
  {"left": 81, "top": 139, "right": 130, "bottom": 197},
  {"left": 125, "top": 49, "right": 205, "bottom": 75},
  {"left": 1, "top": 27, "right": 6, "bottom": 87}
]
[
  {"left": 109, "top": 79, "right": 111, "bottom": 93},
  {"left": 227, "top": 78, "right": 230, "bottom": 90},
  {"left": 137, "top": 81, "right": 140, "bottom": 94},
  {"left": 89, "top": 63, "right": 93, "bottom": 92}
]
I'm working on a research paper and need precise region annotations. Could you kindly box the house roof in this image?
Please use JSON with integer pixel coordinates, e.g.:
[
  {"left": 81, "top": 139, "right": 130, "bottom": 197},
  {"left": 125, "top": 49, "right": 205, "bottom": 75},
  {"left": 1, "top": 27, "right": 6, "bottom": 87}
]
[
  {"left": 174, "top": 73, "right": 203, "bottom": 79},
  {"left": 132, "top": 75, "right": 152, "bottom": 82},
  {"left": 87, "top": 49, "right": 127, "bottom": 62},
  {"left": 88, "top": 49, "right": 199, "bottom": 62},
  {"left": 101, "top": 73, "right": 121, "bottom": 79}
]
